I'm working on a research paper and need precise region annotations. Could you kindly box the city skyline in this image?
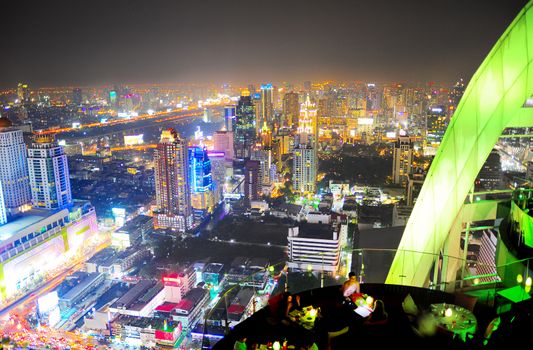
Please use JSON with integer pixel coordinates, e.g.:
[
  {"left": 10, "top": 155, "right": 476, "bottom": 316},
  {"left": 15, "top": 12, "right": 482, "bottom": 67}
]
[
  {"left": 0, "top": 1, "right": 531, "bottom": 349},
  {"left": 0, "top": 0, "right": 528, "bottom": 88}
]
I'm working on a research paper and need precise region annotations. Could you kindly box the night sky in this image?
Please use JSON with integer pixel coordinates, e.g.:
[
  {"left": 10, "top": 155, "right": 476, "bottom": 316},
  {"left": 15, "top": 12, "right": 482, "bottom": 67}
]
[{"left": 0, "top": 0, "right": 528, "bottom": 88}]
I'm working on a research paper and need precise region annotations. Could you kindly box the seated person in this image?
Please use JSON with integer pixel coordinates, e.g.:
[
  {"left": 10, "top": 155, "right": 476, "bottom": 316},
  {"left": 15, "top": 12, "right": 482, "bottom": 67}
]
[
  {"left": 285, "top": 294, "right": 299, "bottom": 317},
  {"left": 233, "top": 336, "right": 247, "bottom": 350},
  {"left": 364, "top": 299, "right": 388, "bottom": 325},
  {"left": 342, "top": 272, "right": 363, "bottom": 304}
]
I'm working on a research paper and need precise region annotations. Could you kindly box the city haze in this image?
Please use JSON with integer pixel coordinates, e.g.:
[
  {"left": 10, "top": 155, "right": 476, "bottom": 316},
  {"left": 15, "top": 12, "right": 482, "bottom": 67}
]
[{"left": 0, "top": 0, "right": 527, "bottom": 87}]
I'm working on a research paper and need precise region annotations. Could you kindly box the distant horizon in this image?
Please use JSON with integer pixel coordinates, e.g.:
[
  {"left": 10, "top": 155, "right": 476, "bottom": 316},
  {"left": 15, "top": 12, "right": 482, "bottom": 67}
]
[{"left": 0, "top": 78, "right": 467, "bottom": 91}]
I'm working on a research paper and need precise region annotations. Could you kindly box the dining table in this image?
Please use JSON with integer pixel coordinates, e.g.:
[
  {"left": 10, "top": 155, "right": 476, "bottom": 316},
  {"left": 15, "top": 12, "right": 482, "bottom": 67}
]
[
  {"left": 430, "top": 303, "right": 477, "bottom": 342},
  {"left": 288, "top": 305, "right": 318, "bottom": 330}
]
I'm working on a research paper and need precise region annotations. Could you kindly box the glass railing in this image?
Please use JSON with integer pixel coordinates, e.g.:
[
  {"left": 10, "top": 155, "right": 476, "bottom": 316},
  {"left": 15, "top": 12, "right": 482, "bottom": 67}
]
[{"left": 197, "top": 247, "right": 533, "bottom": 349}]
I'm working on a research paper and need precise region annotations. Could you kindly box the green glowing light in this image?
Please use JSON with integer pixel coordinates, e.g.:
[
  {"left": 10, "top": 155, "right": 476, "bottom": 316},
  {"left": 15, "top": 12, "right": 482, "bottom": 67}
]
[
  {"left": 517, "top": 274, "right": 523, "bottom": 284},
  {"left": 526, "top": 277, "right": 532, "bottom": 287},
  {"left": 386, "top": 1, "right": 533, "bottom": 287}
]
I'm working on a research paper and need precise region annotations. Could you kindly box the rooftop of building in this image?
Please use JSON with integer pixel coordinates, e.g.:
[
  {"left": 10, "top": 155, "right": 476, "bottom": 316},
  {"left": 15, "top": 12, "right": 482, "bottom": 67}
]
[
  {"left": 0, "top": 207, "right": 66, "bottom": 244},
  {"left": 174, "top": 288, "right": 208, "bottom": 313},
  {"left": 113, "top": 314, "right": 180, "bottom": 331},
  {"left": 87, "top": 247, "right": 116, "bottom": 266},
  {"left": 289, "top": 223, "right": 335, "bottom": 240},
  {"left": 204, "top": 263, "right": 225, "bottom": 274},
  {"left": 111, "top": 280, "right": 161, "bottom": 310},
  {"left": 116, "top": 215, "right": 152, "bottom": 234},
  {"left": 59, "top": 272, "right": 103, "bottom": 302}
]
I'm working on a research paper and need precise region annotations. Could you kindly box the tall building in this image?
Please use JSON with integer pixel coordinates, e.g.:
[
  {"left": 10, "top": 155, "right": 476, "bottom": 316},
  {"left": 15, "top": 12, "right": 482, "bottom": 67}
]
[
  {"left": 260, "top": 84, "right": 274, "bottom": 124},
  {"left": 0, "top": 183, "right": 7, "bottom": 225},
  {"left": 17, "top": 83, "right": 30, "bottom": 104},
  {"left": 224, "top": 106, "right": 236, "bottom": 132},
  {"left": 475, "top": 150, "right": 502, "bottom": 191},
  {"left": 425, "top": 106, "right": 448, "bottom": 147},
  {"left": 189, "top": 146, "right": 214, "bottom": 219},
  {"left": 233, "top": 91, "right": 256, "bottom": 159},
  {"left": 392, "top": 136, "right": 414, "bottom": 186},
  {"left": 154, "top": 129, "right": 192, "bottom": 232},
  {"left": 213, "top": 131, "right": 234, "bottom": 161},
  {"left": 208, "top": 151, "right": 227, "bottom": 204},
  {"left": 251, "top": 143, "right": 274, "bottom": 190},
  {"left": 292, "top": 143, "right": 317, "bottom": 194},
  {"left": 27, "top": 135, "right": 72, "bottom": 209},
  {"left": 188, "top": 146, "right": 213, "bottom": 193},
  {"left": 72, "top": 88, "right": 83, "bottom": 106},
  {"left": 449, "top": 79, "right": 465, "bottom": 108},
  {"left": 298, "top": 95, "right": 318, "bottom": 146},
  {"left": 244, "top": 160, "right": 260, "bottom": 202},
  {"left": 282, "top": 92, "right": 299, "bottom": 128},
  {"left": 0, "top": 116, "right": 31, "bottom": 215}
]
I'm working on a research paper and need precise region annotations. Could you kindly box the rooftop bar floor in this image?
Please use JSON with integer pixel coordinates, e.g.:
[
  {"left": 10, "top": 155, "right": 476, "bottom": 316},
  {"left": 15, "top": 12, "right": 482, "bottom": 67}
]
[{"left": 211, "top": 283, "right": 533, "bottom": 350}]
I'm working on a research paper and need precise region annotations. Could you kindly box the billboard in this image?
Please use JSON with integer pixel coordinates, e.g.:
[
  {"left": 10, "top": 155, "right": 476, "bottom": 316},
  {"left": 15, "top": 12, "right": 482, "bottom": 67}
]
[
  {"left": 124, "top": 134, "right": 144, "bottom": 146},
  {"left": 38, "top": 291, "right": 59, "bottom": 314}
]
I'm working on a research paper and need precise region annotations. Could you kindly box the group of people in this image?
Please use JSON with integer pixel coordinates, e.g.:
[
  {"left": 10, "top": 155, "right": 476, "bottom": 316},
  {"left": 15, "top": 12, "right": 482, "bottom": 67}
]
[{"left": 233, "top": 272, "right": 389, "bottom": 350}]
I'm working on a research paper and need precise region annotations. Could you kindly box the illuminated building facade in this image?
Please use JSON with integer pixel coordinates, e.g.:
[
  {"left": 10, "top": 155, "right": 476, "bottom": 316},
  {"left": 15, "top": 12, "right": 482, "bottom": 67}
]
[
  {"left": 154, "top": 129, "right": 192, "bottom": 232},
  {"left": 213, "top": 131, "right": 234, "bottom": 161},
  {"left": 224, "top": 105, "right": 236, "bottom": 132},
  {"left": 0, "top": 184, "right": 6, "bottom": 225},
  {"left": 251, "top": 144, "right": 274, "bottom": 190},
  {"left": 17, "top": 83, "right": 30, "bottom": 104},
  {"left": 282, "top": 92, "right": 299, "bottom": 128},
  {"left": 188, "top": 146, "right": 212, "bottom": 193},
  {"left": 233, "top": 91, "right": 256, "bottom": 159},
  {"left": 0, "top": 117, "right": 31, "bottom": 215},
  {"left": 475, "top": 150, "right": 502, "bottom": 191},
  {"left": 292, "top": 143, "right": 317, "bottom": 194},
  {"left": 298, "top": 95, "right": 318, "bottom": 146},
  {"left": 392, "top": 136, "right": 413, "bottom": 186},
  {"left": 260, "top": 84, "right": 274, "bottom": 125},
  {"left": 27, "top": 135, "right": 72, "bottom": 209},
  {"left": 244, "top": 160, "right": 260, "bottom": 202},
  {"left": 189, "top": 146, "right": 214, "bottom": 218},
  {"left": 0, "top": 203, "right": 98, "bottom": 302},
  {"left": 425, "top": 106, "right": 448, "bottom": 147}
]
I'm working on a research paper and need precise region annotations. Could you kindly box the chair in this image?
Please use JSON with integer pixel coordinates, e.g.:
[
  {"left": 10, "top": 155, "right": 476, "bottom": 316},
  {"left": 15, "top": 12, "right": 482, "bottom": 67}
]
[
  {"left": 402, "top": 293, "right": 420, "bottom": 322},
  {"left": 454, "top": 293, "right": 478, "bottom": 312}
]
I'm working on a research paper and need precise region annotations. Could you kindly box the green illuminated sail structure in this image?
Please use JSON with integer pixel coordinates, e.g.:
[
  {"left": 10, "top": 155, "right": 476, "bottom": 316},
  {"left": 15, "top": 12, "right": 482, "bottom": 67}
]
[{"left": 386, "top": 1, "right": 533, "bottom": 287}]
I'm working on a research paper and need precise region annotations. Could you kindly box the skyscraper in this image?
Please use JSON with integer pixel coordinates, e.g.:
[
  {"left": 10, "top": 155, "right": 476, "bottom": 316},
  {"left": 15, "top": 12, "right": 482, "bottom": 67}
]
[
  {"left": 244, "top": 160, "right": 260, "bottom": 202},
  {"left": 425, "top": 106, "right": 448, "bottom": 146},
  {"left": 292, "top": 143, "right": 317, "bottom": 194},
  {"left": 475, "top": 150, "right": 502, "bottom": 191},
  {"left": 0, "top": 183, "right": 7, "bottom": 225},
  {"left": 298, "top": 95, "right": 318, "bottom": 146},
  {"left": 154, "top": 129, "right": 193, "bottom": 232},
  {"left": 234, "top": 90, "right": 256, "bottom": 159},
  {"left": 260, "top": 84, "right": 274, "bottom": 124},
  {"left": 224, "top": 105, "right": 236, "bottom": 132},
  {"left": 189, "top": 146, "right": 214, "bottom": 218},
  {"left": 282, "top": 92, "right": 299, "bottom": 128},
  {"left": 392, "top": 136, "right": 414, "bottom": 186},
  {"left": 17, "top": 83, "right": 30, "bottom": 104},
  {"left": 188, "top": 146, "right": 213, "bottom": 193},
  {"left": 72, "top": 88, "right": 83, "bottom": 106},
  {"left": 27, "top": 135, "right": 72, "bottom": 209},
  {"left": 0, "top": 115, "right": 31, "bottom": 215},
  {"left": 213, "top": 131, "right": 234, "bottom": 161}
]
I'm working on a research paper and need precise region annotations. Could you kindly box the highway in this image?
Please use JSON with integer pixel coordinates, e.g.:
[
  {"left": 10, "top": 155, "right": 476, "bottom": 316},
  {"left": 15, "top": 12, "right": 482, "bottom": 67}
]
[{"left": 37, "top": 107, "right": 203, "bottom": 136}]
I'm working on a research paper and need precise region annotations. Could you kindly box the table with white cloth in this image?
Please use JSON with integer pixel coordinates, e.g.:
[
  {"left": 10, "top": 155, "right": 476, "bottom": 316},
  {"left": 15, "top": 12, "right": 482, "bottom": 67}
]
[{"left": 430, "top": 303, "right": 477, "bottom": 342}]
